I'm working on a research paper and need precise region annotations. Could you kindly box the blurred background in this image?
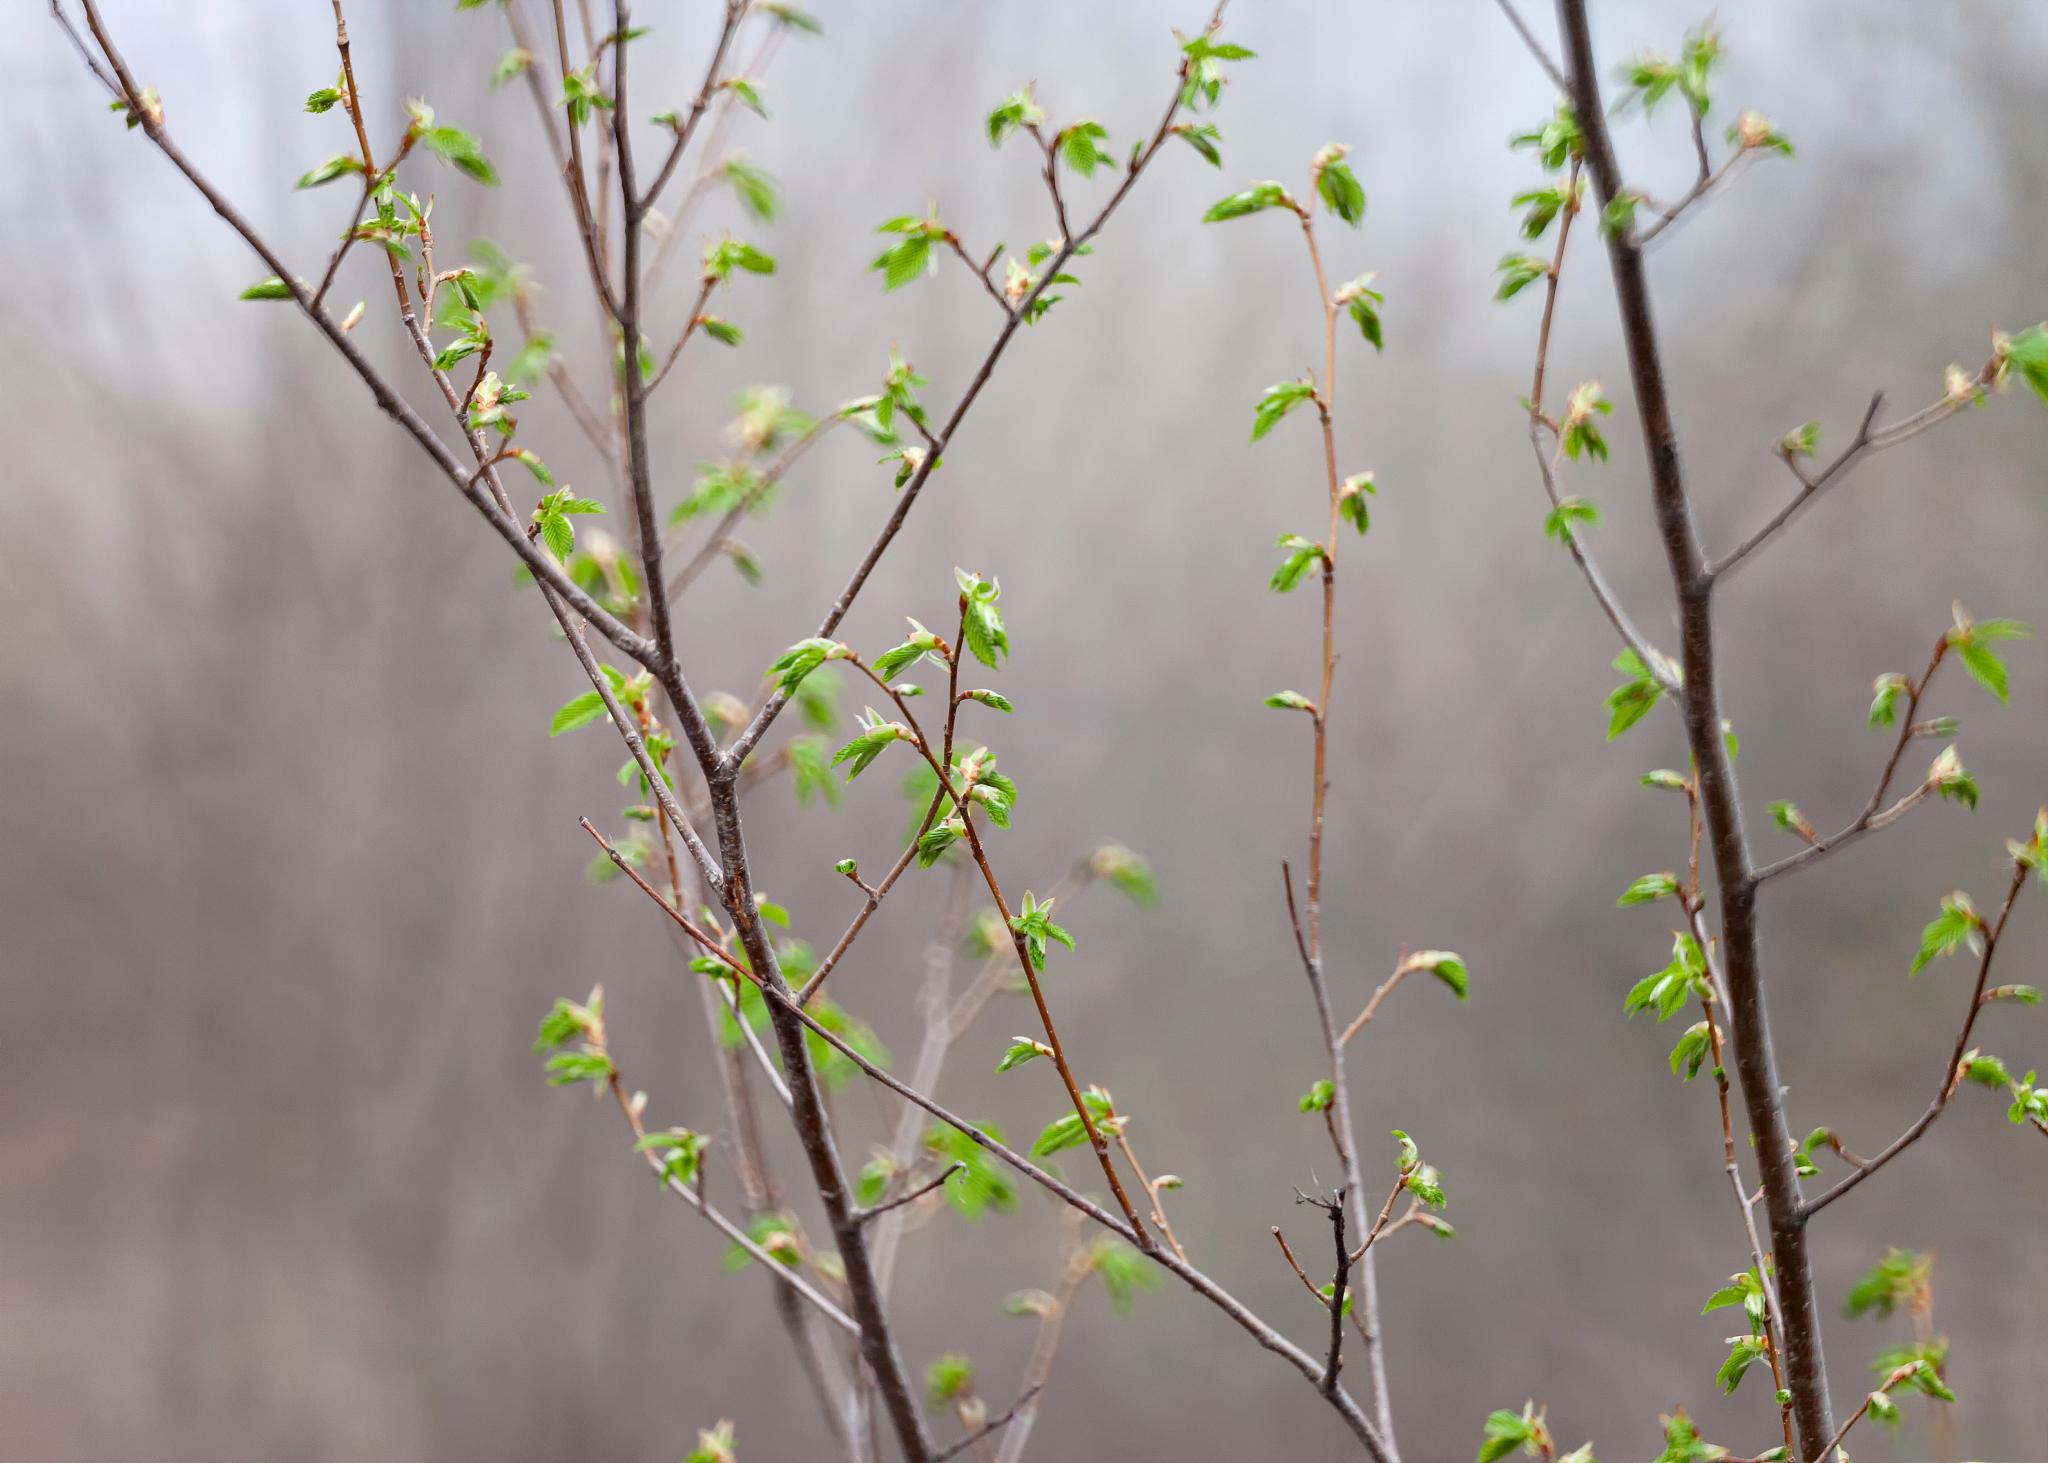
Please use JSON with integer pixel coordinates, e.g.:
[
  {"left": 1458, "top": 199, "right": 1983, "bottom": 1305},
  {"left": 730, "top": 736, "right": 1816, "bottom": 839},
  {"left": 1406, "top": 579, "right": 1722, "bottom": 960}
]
[{"left": 6, "top": 2, "right": 2047, "bottom": 1459}]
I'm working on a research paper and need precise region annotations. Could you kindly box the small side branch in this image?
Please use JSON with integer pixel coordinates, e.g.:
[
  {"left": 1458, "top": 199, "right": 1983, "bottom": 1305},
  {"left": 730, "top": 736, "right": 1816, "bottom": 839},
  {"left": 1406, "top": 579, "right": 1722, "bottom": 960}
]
[
  {"left": 1802, "top": 860, "right": 2030, "bottom": 1219},
  {"left": 1709, "top": 353, "right": 2001, "bottom": 585},
  {"left": 1754, "top": 634, "right": 1947, "bottom": 884},
  {"left": 1298, "top": 1189, "right": 1350, "bottom": 1397},
  {"left": 932, "top": 1385, "right": 1043, "bottom": 1463},
  {"left": 857, "top": 1162, "right": 964, "bottom": 1225},
  {"left": 603, "top": 1074, "right": 856, "bottom": 1334},
  {"left": 1491, "top": 0, "right": 1567, "bottom": 93}
]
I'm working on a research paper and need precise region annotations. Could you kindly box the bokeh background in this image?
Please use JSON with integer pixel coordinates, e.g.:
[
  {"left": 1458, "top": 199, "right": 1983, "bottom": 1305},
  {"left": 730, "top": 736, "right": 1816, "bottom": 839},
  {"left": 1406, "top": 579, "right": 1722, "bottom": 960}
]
[{"left": 6, "top": 2, "right": 2047, "bottom": 1459}]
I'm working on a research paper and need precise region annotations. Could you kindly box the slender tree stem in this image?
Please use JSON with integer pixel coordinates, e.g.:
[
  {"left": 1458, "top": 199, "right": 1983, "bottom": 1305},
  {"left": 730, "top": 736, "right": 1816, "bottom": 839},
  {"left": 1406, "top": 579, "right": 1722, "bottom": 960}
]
[{"left": 1554, "top": 3, "right": 1836, "bottom": 1454}]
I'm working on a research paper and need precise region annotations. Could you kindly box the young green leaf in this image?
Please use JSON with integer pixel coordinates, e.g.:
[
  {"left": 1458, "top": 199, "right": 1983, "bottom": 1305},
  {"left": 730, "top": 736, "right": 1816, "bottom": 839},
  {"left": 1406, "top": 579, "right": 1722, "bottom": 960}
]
[
  {"left": 1544, "top": 497, "right": 1599, "bottom": 543},
  {"left": 1910, "top": 890, "right": 1983, "bottom": 974},
  {"left": 550, "top": 689, "right": 609, "bottom": 736},
  {"left": 955, "top": 568, "right": 1009, "bottom": 669},
  {"left": 986, "top": 86, "right": 1046, "bottom": 147},
  {"left": 1269, "top": 534, "right": 1326, "bottom": 593},
  {"left": 1251, "top": 379, "right": 1316, "bottom": 441},
  {"left": 1203, "top": 181, "right": 1292, "bottom": 223},
  {"left": 1494, "top": 253, "right": 1550, "bottom": 302},
  {"left": 1618, "top": 872, "right": 1679, "bottom": 907},
  {"left": 997, "top": 1036, "right": 1052, "bottom": 1073},
  {"left": 1399, "top": 949, "right": 1470, "bottom": 1000},
  {"left": 1313, "top": 144, "right": 1365, "bottom": 226}
]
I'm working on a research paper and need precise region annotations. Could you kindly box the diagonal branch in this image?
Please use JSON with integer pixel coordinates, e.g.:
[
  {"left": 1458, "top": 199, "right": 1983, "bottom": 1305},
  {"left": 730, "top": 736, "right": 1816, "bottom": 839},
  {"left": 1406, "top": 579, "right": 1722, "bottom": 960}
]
[
  {"left": 1518, "top": 158, "right": 1674, "bottom": 690},
  {"left": 638, "top": 0, "right": 746, "bottom": 215},
  {"left": 1802, "top": 860, "right": 2031, "bottom": 1219},
  {"left": 1753, "top": 634, "right": 1948, "bottom": 884},
  {"left": 1492, "top": 0, "right": 1567, "bottom": 93},
  {"left": 604, "top": 1072, "right": 854, "bottom": 1333},
  {"left": 724, "top": 12, "right": 1227, "bottom": 768},
  {"left": 1708, "top": 353, "right": 2002, "bottom": 584},
  {"left": 60, "top": 4, "right": 662, "bottom": 673},
  {"left": 1551, "top": 3, "right": 1838, "bottom": 1454}
]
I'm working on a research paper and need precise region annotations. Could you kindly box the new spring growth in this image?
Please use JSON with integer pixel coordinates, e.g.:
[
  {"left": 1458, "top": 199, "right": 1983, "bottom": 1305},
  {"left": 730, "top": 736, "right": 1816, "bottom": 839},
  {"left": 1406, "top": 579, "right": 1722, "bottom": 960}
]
[
  {"left": 1337, "top": 471, "right": 1375, "bottom": 534},
  {"left": 1560, "top": 380, "right": 1614, "bottom": 462},
  {"left": 833, "top": 708, "right": 917, "bottom": 780}
]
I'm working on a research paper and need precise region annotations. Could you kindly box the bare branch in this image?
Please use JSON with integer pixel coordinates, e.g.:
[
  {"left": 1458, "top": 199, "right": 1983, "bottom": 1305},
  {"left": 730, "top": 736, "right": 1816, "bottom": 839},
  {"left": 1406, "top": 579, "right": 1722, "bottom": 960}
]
[
  {"left": 1753, "top": 634, "right": 1949, "bottom": 884},
  {"left": 1492, "top": 0, "right": 1568, "bottom": 93},
  {"left": 932, "top": 1385, "right": 1043, "bottom": 1463},
  {"left": 638, "top": 1, "right": 746, "bottom": 216},
  {"left": 1709, "top": 356, "right": 2001, "bottom": 583},
  {"left": 858, "top": 1163, "right": 964, "bottom": 1225}
]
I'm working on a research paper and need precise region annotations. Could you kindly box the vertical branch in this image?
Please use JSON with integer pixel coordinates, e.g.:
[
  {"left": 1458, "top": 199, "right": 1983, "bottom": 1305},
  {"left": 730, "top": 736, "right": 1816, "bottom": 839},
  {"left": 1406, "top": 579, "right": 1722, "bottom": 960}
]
[
  {"left": 708, "top": 788, "right": 935, "bottom": 1463},
  {"left": 1552, "top": 2, "right": 1836, "bottom": 1455},
  {"left": 1283, "top": 182, "right": 1400, "bottom": 1458}
]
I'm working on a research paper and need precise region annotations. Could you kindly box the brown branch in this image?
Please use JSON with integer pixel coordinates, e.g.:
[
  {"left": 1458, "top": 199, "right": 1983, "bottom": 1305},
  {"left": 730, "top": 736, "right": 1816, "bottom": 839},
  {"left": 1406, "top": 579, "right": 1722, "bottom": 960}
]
[
  {"left": 1278, "top": 159, "right": 1402, "bottom": 1454},
  {"left": 1315, "top": 1191, "right": 1349, "bottom": 1396},
  {"left": 857, "top": 1162, "right": 964, "bottom": 1224},
  {"left": 1709, "top": 356, "right": 2001, "bottom": 584},
  {"left": 1691, "top": 974, "right": 1795, "bottom": 1462},
  {"left": 1337, "top": 965, "right": 1411, "bottom": 1048},
  {"left": 638, "top": 0, "right": 746, "bottom": 215},
  {"left": 846, "top": 655, "right": 1152, "bottom": 1244},
  {"left": 603, "top": 1072, "right": 855, "bottom": 1332},
  {"left": 933, "top": 1384, "right": 1043, "bottom": 1463},
  {"left": 1107, "top": 1106, "right": 1187, "bottom": 1262},
  {"left": 946, "top": 233, "right": 1016, "bottom": 317},
  {"left": 547, "top": 0, "right": 621, "bottom": 320},
  {"left": 1633, "top": 146, "right": 1748, "bottom": 247},
  {"left": 1519, "top": 158, "right": 1674, "bottom": 688},
  {"left": 1803, "top": 860, "right": 2031, "bottom": 1219},
  {"left": 648, "top": 275, "right": 719, "bottom": 393},
  {"left": 1271, "top": 1226, "right": 1324, "bottom": 1304},
  {"left": 61, "top": 7, "right": 661, "bottom": 672},
  {"left": 1754, "top": 634, "right": 1949, "bottom": 883},
  {"left": 1491, "top": 0, "right": 1567, "bottom": 92},
  {"left": 1552, "top": 3, "right": 1837, "bottom": 1453}
]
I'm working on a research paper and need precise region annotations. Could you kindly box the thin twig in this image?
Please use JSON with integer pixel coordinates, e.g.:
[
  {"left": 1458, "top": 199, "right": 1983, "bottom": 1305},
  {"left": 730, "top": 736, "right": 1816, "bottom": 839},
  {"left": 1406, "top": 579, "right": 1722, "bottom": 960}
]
[
  {"left": 1520, "top": 157, "right": 1674, "bottom": 689},
  {"left": 932, "top": 1385, "right": 1044, "bottom": 1463},
  {"left": 1802, "top": 861, "right": 2030, "bottom": 1219},
  {"left": 1553, "top": 3, "right": 1836, "bottom": 1450},
  {"left": 858, "top": 1162, "right": 964, "bottom": 1224},
  {"left": 1754, "top": 635, "right": 1949, "bottom": 884},
  {"left": 605, "top": 1073, "right": 854, "bottom": 1332},
  {"left": 1709, "top": 358, "right": 1999, "bottom": 584},
  {"left": 1491, "top": 0, "right": 1567, "bottom": 92}
]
